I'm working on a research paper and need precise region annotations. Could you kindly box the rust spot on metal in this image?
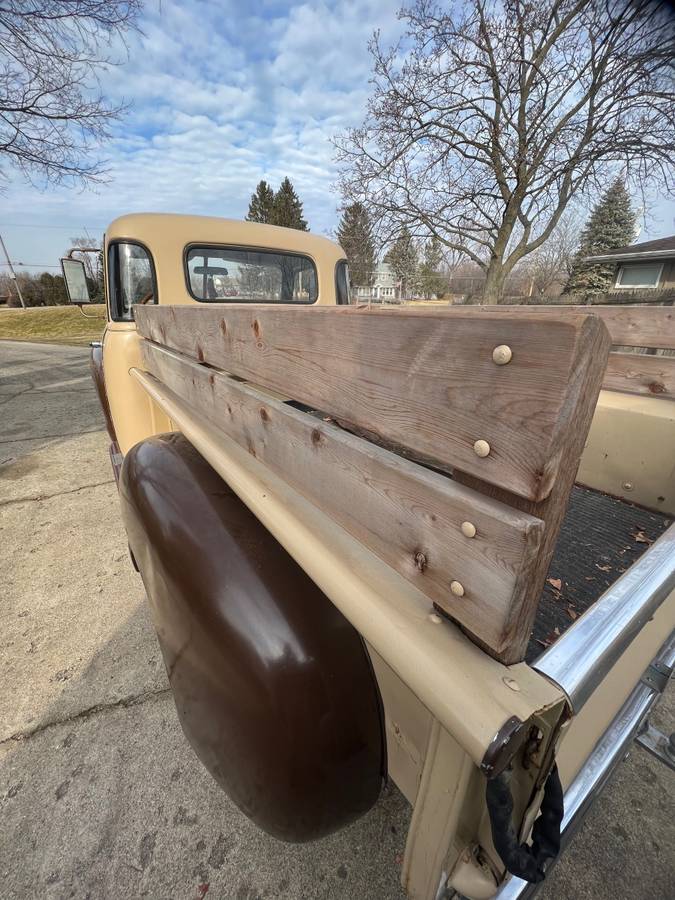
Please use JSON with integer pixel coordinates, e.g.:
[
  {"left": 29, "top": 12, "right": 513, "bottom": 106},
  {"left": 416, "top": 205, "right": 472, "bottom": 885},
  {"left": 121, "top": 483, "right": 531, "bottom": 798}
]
[
  {"left": 414, "top": 551, "right": 427, "bottom": 573},
  {"left": 253, "top": 320, "right": 261, "bottom": 338},
  {"left": 260, "top": 407, "right": 269, "bottom": 423},
  {"left": 311, "top": 428, "right": 323, "bottom": 446},
  {"left": 196, "top": 345, "right": 205, "bottom": 362},
  {"left": 219, "top": 320, "right": 227, "bottom": 336},
  {"left": 648, "top": 381, "right": 666, "bottom": 395},
  {"left": 246, "top": 438, "right": 256, "bottom": 458},
  {"left": 208, "top": 373, "right": 215, "bottom": 386}
]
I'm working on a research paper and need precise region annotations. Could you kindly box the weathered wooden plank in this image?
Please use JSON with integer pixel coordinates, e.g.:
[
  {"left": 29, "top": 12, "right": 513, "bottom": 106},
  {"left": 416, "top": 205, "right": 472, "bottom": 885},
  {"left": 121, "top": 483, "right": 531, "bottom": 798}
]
[
  {"left": 452, "top": 304, "right": 675, "bottom": 350},
  {"left": 447, "top": 310, "right": 612, "bottom": 662},
  {"left": 140, "top": 340, "right": 545, "bottom": 659},
  {"left": 604, "top": 351, "right": 675, "bottom": 399},
  {"left": 135, "top": 304, "right": 611, "bottom": 502}
]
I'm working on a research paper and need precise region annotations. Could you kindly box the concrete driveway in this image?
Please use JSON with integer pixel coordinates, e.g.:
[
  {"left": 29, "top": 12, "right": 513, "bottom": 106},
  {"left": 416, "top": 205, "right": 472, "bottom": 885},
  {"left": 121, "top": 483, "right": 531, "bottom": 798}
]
[{"left": 1, "top": 340, "right": 673, "bottom": 900}]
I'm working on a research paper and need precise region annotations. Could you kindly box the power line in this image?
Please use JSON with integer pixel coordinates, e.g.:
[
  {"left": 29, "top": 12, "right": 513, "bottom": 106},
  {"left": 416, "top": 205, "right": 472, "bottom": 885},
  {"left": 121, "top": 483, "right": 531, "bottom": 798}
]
[
  {"left": 0, "top": 262, "right": 61, "bottom": 268},
  {"left": 0, "top": 222, "right": 105, "bottom": 230}
]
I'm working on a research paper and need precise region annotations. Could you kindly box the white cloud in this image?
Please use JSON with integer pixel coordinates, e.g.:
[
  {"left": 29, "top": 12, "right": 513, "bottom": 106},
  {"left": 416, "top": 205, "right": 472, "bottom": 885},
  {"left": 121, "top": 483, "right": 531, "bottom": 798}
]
[{"left": 2, "top": 0, "right": 405, "bottom": 267}]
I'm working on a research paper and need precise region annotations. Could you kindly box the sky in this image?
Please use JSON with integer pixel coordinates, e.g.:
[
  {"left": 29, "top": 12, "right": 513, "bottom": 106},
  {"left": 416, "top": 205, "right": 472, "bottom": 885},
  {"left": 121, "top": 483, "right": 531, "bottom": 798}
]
[{"left": 1, "top": 0, "right": 673, "bottom": 273}]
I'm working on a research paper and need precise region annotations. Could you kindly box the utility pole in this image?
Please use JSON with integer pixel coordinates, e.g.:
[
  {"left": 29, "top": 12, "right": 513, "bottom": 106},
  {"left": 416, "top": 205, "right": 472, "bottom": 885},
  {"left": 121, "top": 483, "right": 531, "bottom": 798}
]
[{"left": 0, "top": 233, "right": 26, "bottom": 308}]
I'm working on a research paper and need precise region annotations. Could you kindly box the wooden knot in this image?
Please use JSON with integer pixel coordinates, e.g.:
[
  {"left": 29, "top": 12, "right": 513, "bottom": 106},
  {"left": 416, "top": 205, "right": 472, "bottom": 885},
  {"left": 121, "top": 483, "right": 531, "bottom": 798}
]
[{"left": 414, "top": 551, "right": 427, "bottom": 573}]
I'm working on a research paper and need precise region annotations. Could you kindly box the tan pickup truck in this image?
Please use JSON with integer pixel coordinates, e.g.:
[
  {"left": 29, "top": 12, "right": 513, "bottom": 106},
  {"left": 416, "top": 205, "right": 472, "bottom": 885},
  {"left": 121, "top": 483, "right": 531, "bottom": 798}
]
[{"left": 62, "top": 213, "right": 675, "bottom": 899}]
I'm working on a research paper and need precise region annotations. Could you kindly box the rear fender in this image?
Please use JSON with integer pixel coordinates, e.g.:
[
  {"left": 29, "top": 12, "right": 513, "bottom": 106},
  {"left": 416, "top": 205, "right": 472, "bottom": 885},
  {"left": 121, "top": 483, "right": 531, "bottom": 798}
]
[{"left": 119, "top": 432, "right": 385, "bottom": 842}]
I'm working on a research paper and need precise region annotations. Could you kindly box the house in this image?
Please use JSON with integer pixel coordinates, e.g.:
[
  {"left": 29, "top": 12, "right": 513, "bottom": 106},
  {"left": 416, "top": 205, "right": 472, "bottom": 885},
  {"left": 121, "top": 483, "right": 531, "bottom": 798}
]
[
  {"left": 353, "top": 262, "right": 399, "bottom": 301},
  {"left": 585, "top": 235, "right": 675, "bottom": 291}
]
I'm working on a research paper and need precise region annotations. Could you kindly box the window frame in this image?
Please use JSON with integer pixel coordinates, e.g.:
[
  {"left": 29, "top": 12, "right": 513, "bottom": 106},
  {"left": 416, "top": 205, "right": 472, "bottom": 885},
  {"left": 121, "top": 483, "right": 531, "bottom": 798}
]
[
  {"left": 614, "top": 261, "right": 664, "bottom": 289},
  {"left": 107, "top": 239, "right": 158, "bottom": 323},
  {"left": 183, "top": 243, "right": 320, "bottom": 305},
  {"left": 335, "top": 258, "right": 350, "bottom": 305}
]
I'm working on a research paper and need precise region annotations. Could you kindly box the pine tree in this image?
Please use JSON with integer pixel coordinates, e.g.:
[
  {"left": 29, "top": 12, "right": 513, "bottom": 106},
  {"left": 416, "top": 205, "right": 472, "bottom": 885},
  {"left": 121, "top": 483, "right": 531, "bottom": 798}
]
[
  {"left": 271, "top": 177, "right": 308, "bottom": 230},
  {"left": 385, "top": 228, "right": 418, "bottom": 298},
  {"left": 336, "top": 202, "right": 376, "bottom": 287},
  {"left": 564, "top": 180, "right": 636, "bottom": 294},
  {"left": 419, "top": 236, "right": 447, "bottom": 298},
  {"left": 246, "top": 180, "right": 275, "bottom": 224}
]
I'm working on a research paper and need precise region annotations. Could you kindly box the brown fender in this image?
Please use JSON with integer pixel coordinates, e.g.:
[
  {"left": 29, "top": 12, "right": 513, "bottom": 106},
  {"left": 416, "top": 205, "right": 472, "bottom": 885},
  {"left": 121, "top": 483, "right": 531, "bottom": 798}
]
[{"left": 119, "top": 432, "right": 385, "bottom": 842}]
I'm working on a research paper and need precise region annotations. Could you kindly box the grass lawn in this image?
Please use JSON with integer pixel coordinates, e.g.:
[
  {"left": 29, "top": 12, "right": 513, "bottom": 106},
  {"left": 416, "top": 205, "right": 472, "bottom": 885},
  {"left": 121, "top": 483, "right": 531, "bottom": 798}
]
[{"left": 0, "top": 304, "right": 106, "bottom": 345}]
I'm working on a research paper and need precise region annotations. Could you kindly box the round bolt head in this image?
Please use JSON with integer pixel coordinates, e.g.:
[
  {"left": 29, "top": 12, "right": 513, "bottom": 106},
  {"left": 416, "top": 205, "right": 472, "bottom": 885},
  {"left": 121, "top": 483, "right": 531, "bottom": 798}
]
[
  {"left": 460, "top": 521, "right": 476, "bottom": 539},
  {"left": 473, "top": 439, "right": 490, "bottom": 458},
  {"left": 502, "top": 676, "right": 521, "bottom": 692},
  {"left": 622, "top": 481, "right": 634, "bottom": 491},
  {"left": 450, "top": 580, "right": 465, "bottom": 597},
  {"left": 492, "top": 344, "right": 513, "bottom": 365},
  {"left": 429, "top": 613, "right": 443, "bottom": 625}
]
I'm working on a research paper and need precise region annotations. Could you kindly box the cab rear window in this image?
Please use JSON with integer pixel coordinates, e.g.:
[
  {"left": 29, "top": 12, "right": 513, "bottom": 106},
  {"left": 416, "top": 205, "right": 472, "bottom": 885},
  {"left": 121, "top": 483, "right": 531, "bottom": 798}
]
[{"left": 186, "top": 246, "right": 318, "bottom": 304}]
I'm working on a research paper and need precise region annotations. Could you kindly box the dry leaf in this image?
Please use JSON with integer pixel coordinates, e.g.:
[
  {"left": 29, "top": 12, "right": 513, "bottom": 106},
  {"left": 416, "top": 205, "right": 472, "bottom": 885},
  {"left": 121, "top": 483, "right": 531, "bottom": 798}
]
[
  {"left": 633, "top": 530, "right": 653, "bottom": 544},
  {"left": 553, "top": 626, "right": 561, "bottom": 636},
  {"left": 547, "top": 577, "right": 562, "bottom": 590},
  {"left": 596, "top": 563, "right": 611, "bottom": 572},
  {"left": 567, "top": 607, "right": 578, "bottom": 620}
]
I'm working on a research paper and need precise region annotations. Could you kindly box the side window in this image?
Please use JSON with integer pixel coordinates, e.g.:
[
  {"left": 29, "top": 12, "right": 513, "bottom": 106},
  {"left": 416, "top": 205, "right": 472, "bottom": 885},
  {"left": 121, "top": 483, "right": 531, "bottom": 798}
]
[
  {"left": 108, "top": 242, "right": 156, "bottom": 321},
  {"left": 335, "top": 260, "right": 351, "bottom": 305},
  {"left": 185, "top": 246, "right": 318, "bottom": 304}
]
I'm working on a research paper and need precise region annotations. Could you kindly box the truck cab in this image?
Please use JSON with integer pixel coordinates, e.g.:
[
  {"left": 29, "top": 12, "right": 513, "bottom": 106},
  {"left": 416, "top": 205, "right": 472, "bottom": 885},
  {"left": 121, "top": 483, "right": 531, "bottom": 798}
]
[{"left": 94, "top": 214, "right": 349, "bottom": 454}]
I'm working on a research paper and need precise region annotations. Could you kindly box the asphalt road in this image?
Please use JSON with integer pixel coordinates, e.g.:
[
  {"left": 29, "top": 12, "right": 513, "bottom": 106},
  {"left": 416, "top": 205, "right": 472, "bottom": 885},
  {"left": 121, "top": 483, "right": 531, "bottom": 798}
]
[{"left": 1, "top": 340, "right": 673, "bottom": 900}]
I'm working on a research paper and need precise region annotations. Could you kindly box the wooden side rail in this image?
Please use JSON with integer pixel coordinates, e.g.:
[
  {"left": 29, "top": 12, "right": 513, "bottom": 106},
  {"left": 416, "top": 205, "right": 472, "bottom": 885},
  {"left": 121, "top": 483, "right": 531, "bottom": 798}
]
[
  {"left": 139, "top": 342, "right": 543, "bottom": 659},
  {"left": 135, "top": 305, "right": 609, "bottom": 502},
  {"left": 455, "top": 304, "right": 675, "bottom": 399},
  {"left": 135, "top": 304, "right": 611, "bottom": 663}
]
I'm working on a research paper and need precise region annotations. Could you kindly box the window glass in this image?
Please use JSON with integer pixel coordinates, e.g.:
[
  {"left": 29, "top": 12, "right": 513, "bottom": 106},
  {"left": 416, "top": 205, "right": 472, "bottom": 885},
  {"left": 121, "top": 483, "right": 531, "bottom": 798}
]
[
  {"left": 616, "top": 263, "right": 661, "bottom": 288},
  {"left": 335, "top": 260, "right": 350, "bottom": 305},
  {"left": 108, "top": 242, "right": 156, "bottom": 321},
  {"left": 186, "top": 246, "right": 318, "bottom": 303}
]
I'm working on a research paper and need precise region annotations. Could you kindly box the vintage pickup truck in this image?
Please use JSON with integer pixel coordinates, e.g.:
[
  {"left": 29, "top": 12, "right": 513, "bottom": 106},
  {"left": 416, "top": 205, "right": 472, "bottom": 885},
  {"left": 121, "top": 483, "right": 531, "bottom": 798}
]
[{"left": 61, "top": 213, "right": 675, "bottom": 899}]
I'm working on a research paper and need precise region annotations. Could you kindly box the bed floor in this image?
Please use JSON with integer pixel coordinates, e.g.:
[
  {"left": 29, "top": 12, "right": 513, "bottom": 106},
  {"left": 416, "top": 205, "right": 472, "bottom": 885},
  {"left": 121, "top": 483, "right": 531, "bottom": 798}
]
[{"left": 527, "top": 485, "right": 672, "bottom": 663}]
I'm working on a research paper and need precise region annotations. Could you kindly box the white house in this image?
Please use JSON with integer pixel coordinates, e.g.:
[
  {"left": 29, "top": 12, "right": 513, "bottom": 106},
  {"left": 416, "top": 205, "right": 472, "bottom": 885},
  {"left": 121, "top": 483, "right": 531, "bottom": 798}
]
[{"left": 353, "top": 262, "right": 399, "bottom": 301}]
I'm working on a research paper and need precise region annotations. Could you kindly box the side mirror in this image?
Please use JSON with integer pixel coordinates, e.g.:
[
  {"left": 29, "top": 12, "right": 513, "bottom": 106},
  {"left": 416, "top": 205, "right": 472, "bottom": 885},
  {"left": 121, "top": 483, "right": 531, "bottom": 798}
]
[{"left": 60, "top": 258, "right": 92, "bottom": 304}]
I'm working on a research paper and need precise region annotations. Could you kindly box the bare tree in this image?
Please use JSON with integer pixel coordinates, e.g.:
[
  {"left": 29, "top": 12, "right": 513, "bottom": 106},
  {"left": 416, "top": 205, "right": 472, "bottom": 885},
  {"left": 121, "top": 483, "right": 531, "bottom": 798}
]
[
  {"left": 336, "top": 0, "right": 675, "bottom": 302},
  {"left": 0, "top": 1, "right": 141, "bottom": 188},
  {"left": 521, "top": 213, "right": 580, "bottom": 296}
]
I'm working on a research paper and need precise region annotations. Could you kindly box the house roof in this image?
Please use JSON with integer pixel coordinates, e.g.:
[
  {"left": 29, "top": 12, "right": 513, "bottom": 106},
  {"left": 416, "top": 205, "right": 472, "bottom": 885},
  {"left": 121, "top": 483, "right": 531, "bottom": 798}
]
[{"left": 585, "top": 235, "right": 675, "bottom": 263}]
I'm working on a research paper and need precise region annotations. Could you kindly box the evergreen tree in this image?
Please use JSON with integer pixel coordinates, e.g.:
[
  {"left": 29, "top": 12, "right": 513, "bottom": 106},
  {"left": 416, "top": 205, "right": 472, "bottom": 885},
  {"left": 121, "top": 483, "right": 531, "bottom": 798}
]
[
  {"left": 336, "top": 202, "right": 376, "bottom": 288},
  {"left": 419, "top": 236, "right": 448, "bottom": 298},
  {"left": 564, "top": 180, "right": 636, "bottom": 294},
  {"left": 246, "top": 180, "right": 275, "bottom": 223},
  {"left": 271, "top": 177, "right": 308, "bottom": 230},
  {"left": 385, "top": 228, "right": 418, "bottom": 298}
]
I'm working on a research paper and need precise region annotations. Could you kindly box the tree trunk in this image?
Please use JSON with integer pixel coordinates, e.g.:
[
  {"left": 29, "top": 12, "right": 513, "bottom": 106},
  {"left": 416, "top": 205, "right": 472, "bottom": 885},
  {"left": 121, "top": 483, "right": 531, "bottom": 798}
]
[{"left": 482, "top": 260, "right": 506, "bottom": 304}]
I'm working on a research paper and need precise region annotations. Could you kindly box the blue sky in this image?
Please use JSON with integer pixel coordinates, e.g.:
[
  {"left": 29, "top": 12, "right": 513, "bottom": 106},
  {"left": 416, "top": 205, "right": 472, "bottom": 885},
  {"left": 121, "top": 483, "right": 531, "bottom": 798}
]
[{"left": 1, "top": 0, "right": 673, "bottom": 272}]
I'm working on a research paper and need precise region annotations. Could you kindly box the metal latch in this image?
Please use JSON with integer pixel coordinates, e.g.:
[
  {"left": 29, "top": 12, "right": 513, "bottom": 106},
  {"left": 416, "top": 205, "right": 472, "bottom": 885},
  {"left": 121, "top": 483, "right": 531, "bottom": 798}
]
[{"left": 640, "top": 658, "right": 672, "bottom": 693}]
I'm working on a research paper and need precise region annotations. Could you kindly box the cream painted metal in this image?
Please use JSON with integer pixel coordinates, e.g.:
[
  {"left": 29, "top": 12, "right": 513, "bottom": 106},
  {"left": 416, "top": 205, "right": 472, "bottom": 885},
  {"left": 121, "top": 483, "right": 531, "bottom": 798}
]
[
  {"left": 106, "top": 213, "right": 345, "bottom": 308},
  {"left": 101, "top": 214, "right": 346, "bottom": 453},
  {"left": 578, "top": 390, "right": 675, "bottom": 515}
]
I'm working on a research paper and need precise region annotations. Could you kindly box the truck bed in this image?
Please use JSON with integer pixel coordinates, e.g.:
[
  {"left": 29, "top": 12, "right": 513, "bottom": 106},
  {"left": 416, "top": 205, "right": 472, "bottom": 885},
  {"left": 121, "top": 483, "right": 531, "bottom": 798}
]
[{"left": 528, "top": 485, "right": 672, "bottom": 663}]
